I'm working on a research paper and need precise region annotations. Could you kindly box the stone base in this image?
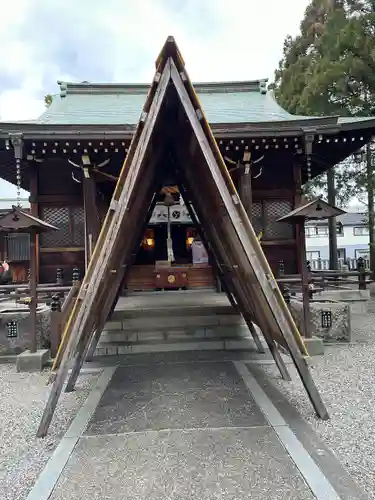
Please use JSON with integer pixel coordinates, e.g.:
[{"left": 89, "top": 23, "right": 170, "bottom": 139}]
[
  {"left": 302, "top": 336, "right": 324, "bottom": 356},
  {"left": 0, "top": 305, "right": 50, "bottom": 355},
  {"left": 315, "top": 290, "right": 369, "bottom": 314},
  {"left": 16, "top": 349, "right": 50, "bottom": 373},
  {"left": 289, "top": 298, "right": 351, "bottom": 342}
]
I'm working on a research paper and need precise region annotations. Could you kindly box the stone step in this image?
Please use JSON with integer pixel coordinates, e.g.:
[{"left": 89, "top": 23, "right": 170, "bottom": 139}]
[
  {"left": 100, "top": 324, "right": 250, "bottom": 344},
  {"left": 110, "top": 304, "right": 238, "bottom": 321},
  {"left": 105, "top": 313, "right": 246, "bottom": 332},
  {"left": 94, "top": 337, "right": 257, "bottom": 356}
]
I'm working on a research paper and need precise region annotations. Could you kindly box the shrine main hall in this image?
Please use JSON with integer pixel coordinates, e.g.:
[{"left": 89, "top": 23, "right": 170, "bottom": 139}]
[{"left": 0, "top": 76, "right": 374, "bottom": 289}]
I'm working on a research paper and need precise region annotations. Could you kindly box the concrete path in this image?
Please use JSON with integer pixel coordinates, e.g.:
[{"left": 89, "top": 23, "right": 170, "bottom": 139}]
[{"left": 27, "top": 351, "right": 368, "bottom": 500}]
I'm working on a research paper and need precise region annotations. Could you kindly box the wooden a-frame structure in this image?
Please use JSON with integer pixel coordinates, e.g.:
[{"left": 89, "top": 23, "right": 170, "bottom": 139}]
[{"left": 37, "top": 36, "right": 329, "bottom": 437}]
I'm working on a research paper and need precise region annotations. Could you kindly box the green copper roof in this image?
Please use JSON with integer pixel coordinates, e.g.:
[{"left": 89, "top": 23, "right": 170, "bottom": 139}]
[{"left": 36, "top": 80, "right": 309, "bottom": 126}]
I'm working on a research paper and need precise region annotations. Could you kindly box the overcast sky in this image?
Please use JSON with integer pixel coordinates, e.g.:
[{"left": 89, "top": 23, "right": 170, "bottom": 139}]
[{"left": 0, "top": 0, "right": 310, "bottom": 198}]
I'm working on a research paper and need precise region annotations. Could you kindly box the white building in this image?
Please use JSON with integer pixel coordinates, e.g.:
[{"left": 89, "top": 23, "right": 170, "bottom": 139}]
[{"left": 305, "top": 212, "right": 369, "bottom": 265}]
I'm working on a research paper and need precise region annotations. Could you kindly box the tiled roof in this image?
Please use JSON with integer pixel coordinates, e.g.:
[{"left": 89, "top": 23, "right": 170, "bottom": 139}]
[
  {"left": 35, "top": 80, "right": 318, "bottom": 126},
  {"left": 306, "top": 212, "right": 367, "bottom": 227}
]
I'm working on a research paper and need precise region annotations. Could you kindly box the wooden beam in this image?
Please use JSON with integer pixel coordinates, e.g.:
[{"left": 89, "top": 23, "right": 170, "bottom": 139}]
[
  {"left": 34, "top": 195, "right": 83, "bottom": 204},
  {"left": 171, "top": 60, "right": 327, "bottom": 418},
  {"left": 29, "top": 165, "right": 39, "bottom": 280},
  {"left": 239, "top": 163, "right": 252, "bottom": 220},
  {"left": 82, "top": 169, "right": 101, "bottom": 268},
  {"left": 251, "top": 189, "right": 294, "bottom": 200},
  {"left": 36, "top": 63, "right": 171, "bottom": 438},
  {"left": 29, "top": 230, "right": 38, "bottom": 353},
  {"left": 178, "top": 154, "right": 289, "bottom": 377},
  {"left": 65, "top": 187, "right": 160, "bottom": 391},
  {"left": 40, "top": 247, "right": 85, "bottom": 253}
]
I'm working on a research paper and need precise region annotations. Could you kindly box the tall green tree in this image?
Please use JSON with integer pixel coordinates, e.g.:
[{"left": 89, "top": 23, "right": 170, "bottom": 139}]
[{"left": 272, "top": 0, "right": 375, "bottom": 271}]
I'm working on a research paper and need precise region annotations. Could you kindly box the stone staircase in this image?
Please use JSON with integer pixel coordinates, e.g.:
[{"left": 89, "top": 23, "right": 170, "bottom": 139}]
[{"left": 93, "top": 291, "right": 257, "bottom": 356}]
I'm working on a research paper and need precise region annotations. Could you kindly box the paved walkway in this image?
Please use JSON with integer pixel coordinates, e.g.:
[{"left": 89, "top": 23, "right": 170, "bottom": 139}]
[{"left": 27, "top": 352, "right": 368, "bottom": 500}]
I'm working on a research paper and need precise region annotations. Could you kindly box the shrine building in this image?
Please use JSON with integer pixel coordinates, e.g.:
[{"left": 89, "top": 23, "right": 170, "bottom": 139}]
[{"left": 0, "top": 78, "right": 374, "bottom": 289}]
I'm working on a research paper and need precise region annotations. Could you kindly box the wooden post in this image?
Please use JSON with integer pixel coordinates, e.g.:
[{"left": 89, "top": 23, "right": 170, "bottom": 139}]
[
  {"left": 327, "top": 169, "right": 338, "bottom": 270},
  {"left": 29, "top": 229, "right": 38, "bottom": 353},
  {"left": 357, "top": 257, "right": 366, "bottom": 290},
  {"left": 293, "top": 164, "right": 303, "bottom": 276},
  {"left": 56, "top": 268, "right": 64, "bottom": 298},
  {"left": 50, "top": 295, "right": 62, "bottom": 358},
  {"left": 83, "top": 169, "right": 101, "bottom": 269},
  {"left": 239, "top": 161, "right": 252, "bottom": 220},
  {"left": 299, "top": 219, "right": 311, "bottom": 339},
  {"left": 29, "top": 165, "right": 39, "bottom": 281}
]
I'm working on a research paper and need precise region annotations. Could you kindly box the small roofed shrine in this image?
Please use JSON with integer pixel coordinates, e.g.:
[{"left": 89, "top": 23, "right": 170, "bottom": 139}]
[
  {"left": 277, "top": 198, "right": 346, "bottom": 339},
  {"left": 0, "top": 205, "right": 58, "bottom": 352},
  {"left": 1, "top": 52, "right": 375, "bottom": 290}
]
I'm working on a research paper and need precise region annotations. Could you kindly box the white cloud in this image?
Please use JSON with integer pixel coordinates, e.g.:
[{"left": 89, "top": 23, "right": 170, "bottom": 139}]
[
  {"left": 0, "top": 90, "right": 44, "bottom": 121},
  {"left": 0, "top": 0, "right": 309, "bottom": 121}
]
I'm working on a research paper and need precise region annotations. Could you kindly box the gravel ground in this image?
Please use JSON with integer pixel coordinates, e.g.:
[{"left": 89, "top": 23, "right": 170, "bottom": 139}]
[
  {"left": 1, "top": 300, "right": 375, "bottom": 499},
  {"left": 261, "top": 302, "right": 375, "bottom": 499},
  {"left": 0, "top": 366, "right": 99, "bottom": 500}
]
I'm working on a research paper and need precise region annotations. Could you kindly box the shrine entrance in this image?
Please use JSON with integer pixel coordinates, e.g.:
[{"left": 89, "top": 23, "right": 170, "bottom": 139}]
[{"left": 125, "top": 190, "right": 216, "bottom": 292}]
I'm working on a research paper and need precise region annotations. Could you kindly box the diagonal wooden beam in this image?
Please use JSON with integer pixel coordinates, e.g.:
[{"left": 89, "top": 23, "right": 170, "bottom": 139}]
[
  {"left": 65, "top": 184, "right": 160, "bottom": 392},
  {"left": 36, "top": 62, "right": 172, "bottom": 438},
  {"left": 170, "top": 59, "right": 328, "bottom": 419},
  {"left": 63, "top": 145, "right": 164, "bottom": 392},
  {"left": 177, "top": 161, "right": 290, "bottom": 379}
]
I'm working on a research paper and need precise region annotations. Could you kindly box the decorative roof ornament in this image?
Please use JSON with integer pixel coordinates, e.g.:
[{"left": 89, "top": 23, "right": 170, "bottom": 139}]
[{"left": 259, "top": 80, "right": 267, "bottom": 95}]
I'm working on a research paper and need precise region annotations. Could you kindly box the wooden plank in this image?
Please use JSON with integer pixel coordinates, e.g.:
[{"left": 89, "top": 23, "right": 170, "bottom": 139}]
[
  {"left": 65, "top": 188, "right": 160, "bottom": 391},
  {"left": 62, "top": 149, "right": 160, "bottom": 391},
  {"left": 170, "top": 59, "right": 328, "bottom": 420},
  {"left": 49, "top": 66, "right": 168, "bottom": 375},
  {"left": 38, "top": 40, "right": 328, "bottom": 439},
  {"left": 47, "top": 284, "right": 79, "bottom": 384},
  {"left": 179, "top": 162, "right": 290, "bottom": 379},
  {"left": 36, "top": 61, "right": 172, "bottom": 438}
]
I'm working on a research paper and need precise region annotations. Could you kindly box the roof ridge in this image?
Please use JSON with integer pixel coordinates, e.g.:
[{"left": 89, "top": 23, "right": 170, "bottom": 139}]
[{"left": 57, "top": 79, "right": 270, "bottom": 98}]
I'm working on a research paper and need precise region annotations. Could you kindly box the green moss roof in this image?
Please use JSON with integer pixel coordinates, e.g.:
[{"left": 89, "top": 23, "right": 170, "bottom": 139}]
[{"left": 37, "top": 80, "right": 310, "bottom": 125}]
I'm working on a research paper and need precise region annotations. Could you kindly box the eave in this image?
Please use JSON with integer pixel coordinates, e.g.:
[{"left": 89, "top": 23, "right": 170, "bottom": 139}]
[{"left": 1, "top": 114, "right": 375, "bottom": 140}]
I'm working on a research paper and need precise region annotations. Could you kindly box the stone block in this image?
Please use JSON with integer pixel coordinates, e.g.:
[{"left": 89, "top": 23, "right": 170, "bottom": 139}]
[
  {"left": 315, "top": 290, "right": 369, "bottom": 314},
  {"left": 302, "top": 336, "right": 324, "bottom": 356},
  {"left": 224, "top": 339, "right": 256, "bottom": 351},
  {"left": 0, "top": 305, "right": 50, "bottom": 355},
  {"left": 16, "top": 349, "right": 50, "bottom": 372},
  {"left": 105, "top": 321, "right": 122, "bottom": 331},
  {"left": 290, "top": 298, "right": 351, "bottom": 342},
  {"left": 217, "top": 315, "right": 245, "bottom": 326}
]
